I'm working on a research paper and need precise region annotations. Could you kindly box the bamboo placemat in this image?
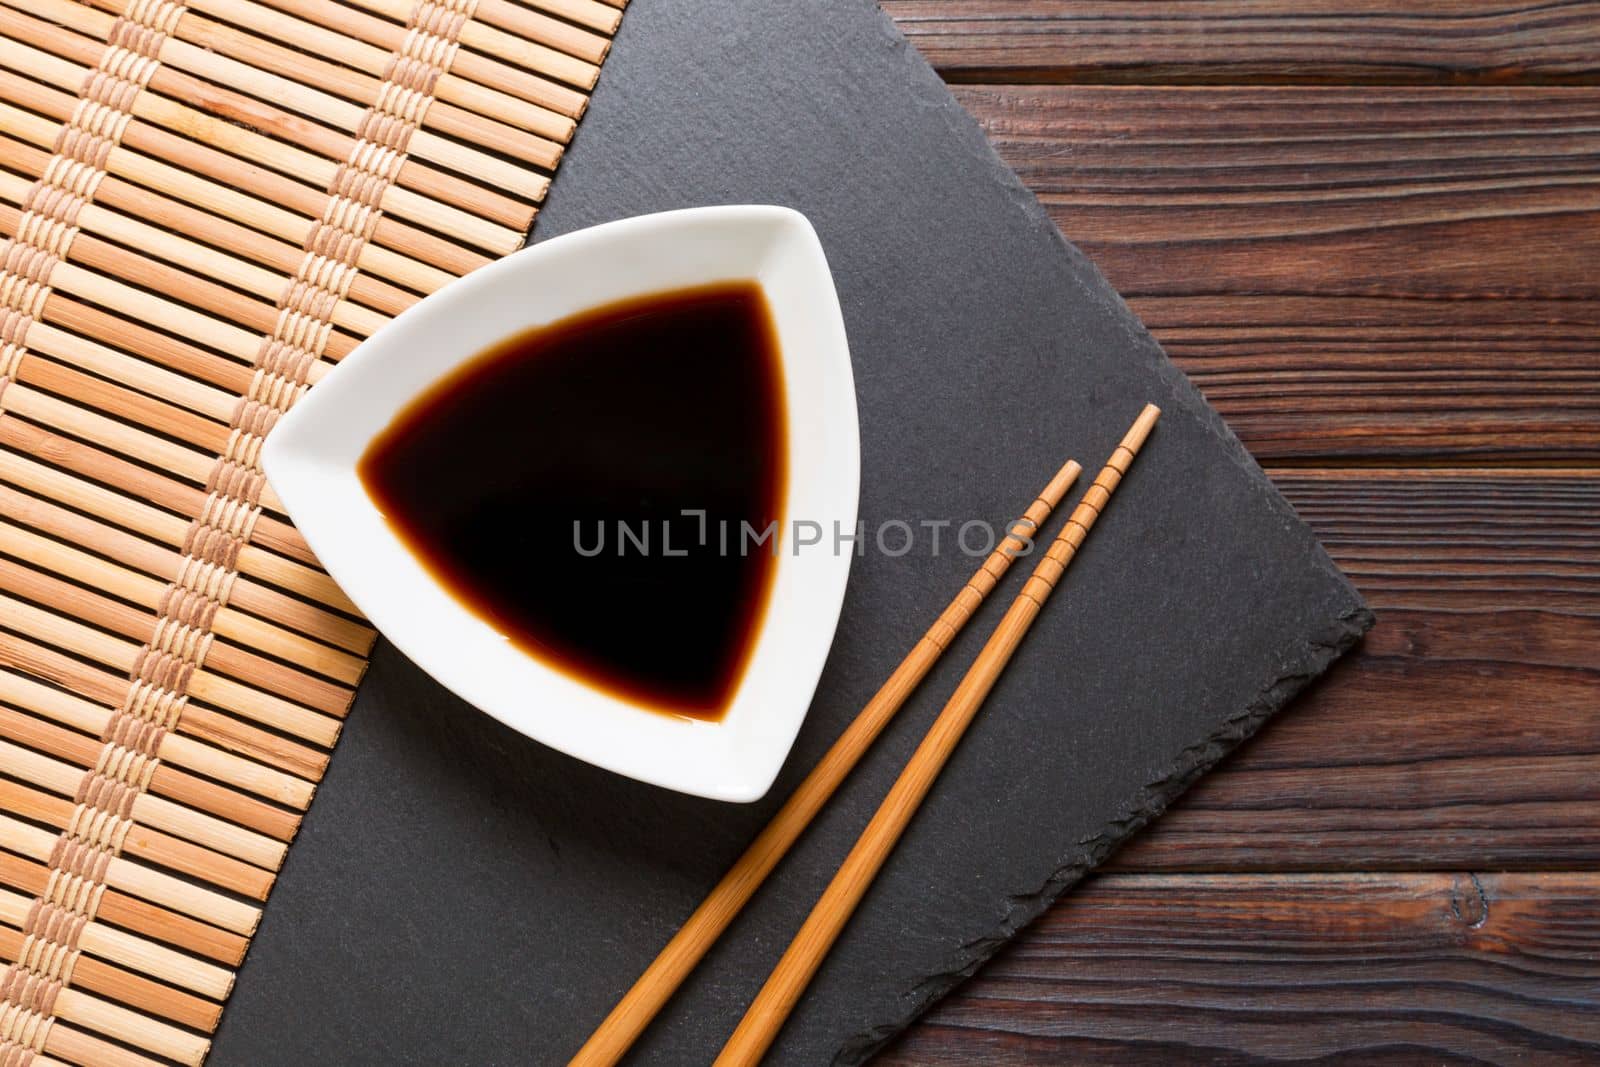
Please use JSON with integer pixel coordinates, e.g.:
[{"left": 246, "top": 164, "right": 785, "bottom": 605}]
[{"left": 0, "top": 0, "right": 621, "bottom": 1061}]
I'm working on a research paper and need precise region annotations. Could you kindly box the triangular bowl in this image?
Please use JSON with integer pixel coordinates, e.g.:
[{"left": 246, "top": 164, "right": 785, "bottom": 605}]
[{"left": 263, "top": 206, "right": 859, "bottom": 802}]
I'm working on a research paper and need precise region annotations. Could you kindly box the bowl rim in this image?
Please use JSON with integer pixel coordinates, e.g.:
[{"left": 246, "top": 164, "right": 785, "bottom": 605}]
[{"left": 263, "top": 205, "right": 860, "bottom": 802}]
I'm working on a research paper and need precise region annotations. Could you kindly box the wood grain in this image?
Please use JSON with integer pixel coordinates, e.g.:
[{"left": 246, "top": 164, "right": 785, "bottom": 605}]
[
  {"left": 1112, "top": 470, "right": 1600, "bottom": 872},
  {"left": 879, "top": 872, "right": 1600, "bottom": 1064},
  {"left": 884, "top": 1, "right": 1600, "bottom": 84},
  {"left": 960, "top": 86, "right": 1600, "bottom": 295},
  {"left": 954, "top": 84, "right": 1600, "bottom": 461},
  {"left": 1132, "top": 296, "right": 1600, "bottom": 462},
  {"left": 891, "top": 15, "right": 1599, "bottom": 1065}
]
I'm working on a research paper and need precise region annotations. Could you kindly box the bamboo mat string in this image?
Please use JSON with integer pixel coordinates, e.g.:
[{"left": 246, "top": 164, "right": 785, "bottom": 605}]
[
  {"left": 0, "top": 0, "right": 622, "bottom": 1059},
  {"left": 0, "top": 3, "right": 186, "bottom": 1062}
]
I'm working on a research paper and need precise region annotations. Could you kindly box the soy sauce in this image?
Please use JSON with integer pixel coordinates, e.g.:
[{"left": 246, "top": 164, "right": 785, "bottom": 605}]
[{"left": 359, "top": 281, "right": 786, "bottom": 722}]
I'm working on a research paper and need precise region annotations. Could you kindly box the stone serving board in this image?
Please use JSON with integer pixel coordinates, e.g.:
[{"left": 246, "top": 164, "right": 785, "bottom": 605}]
[{"left": 211, "top": 2, "right": 1372, "bottom": 1062}]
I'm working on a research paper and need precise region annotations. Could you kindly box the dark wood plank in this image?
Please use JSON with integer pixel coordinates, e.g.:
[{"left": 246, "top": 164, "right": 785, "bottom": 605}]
[
  {"left": 1113, "top": 470, "right": 1600, "bottom": 872},
  {"left": 960, "top": 85, "right": 1600, "bottom": 298},
  {"left": 1133, "top": 296, "right": 1600, "bottom": 462},
  {"left": 880, "top": 871, "right": 1600, "bottom": 1064},
  {"left": 882, "top": 17, "right": 1600, "bottom": 1063},
  {"left": 956, "top": 85, "right": 1600, "bottom": 461},
  {"left": 885, "top": 1, "right": 1600, "bottom": 85}
]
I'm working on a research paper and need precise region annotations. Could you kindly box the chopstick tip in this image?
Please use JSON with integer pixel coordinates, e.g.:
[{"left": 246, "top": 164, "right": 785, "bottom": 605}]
[
  {"left": 1041, "top": 457, "right": 1083, "bottom": 509},
  {"left": 1122, "top": 403, "right": 1162, "bottom": 453}
]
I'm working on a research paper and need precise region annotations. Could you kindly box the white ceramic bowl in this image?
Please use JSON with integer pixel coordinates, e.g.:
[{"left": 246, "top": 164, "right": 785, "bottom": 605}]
[{"left": 263, "top": 206, "right": 859, "bottom": 802}]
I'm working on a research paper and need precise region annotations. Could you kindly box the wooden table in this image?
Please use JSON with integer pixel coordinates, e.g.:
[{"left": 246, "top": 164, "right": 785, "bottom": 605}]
[{"left": 875, "top": 4, "right": 1600, "bottom": 1062}]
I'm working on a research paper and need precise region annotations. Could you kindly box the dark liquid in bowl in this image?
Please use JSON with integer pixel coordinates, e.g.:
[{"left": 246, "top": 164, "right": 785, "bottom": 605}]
[{"left": 359, "top": 281, "right": 786, "bottom": 721}]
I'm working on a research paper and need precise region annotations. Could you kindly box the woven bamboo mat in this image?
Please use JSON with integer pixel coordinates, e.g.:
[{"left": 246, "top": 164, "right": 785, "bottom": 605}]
[{"left": 0, "top": 0, "right": 621, "bottom": 1061}]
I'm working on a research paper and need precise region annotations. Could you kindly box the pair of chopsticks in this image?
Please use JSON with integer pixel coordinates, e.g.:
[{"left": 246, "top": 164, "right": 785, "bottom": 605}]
[{"left": 574, "top": 404, "right": 1162, "bottom": 1066}]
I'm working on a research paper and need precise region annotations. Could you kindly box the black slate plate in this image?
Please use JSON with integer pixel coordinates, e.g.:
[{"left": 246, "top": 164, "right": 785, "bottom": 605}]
[{"left": 211, "top": 1, "right": 1372, "bottom": 1062}]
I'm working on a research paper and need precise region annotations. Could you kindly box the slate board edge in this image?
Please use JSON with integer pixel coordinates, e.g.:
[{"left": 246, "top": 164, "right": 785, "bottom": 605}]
[
  {"left": 838, "top": 601, "right": 1375, "bottom": 1064},
  {"left": 807, "top": 0, "right": 1393, "bottom": 994},
  {"left": 850, "top": 3, "right": 1365, "bottom": 604}
]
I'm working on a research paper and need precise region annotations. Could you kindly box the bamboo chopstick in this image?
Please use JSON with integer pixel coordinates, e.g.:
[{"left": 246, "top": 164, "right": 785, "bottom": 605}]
[
  {"left": 572, "top": 457, "right": 1084, "bottom": 1066},
  {"left": 715, "top": 405, "right": 1161, "bottom": 1066}
]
